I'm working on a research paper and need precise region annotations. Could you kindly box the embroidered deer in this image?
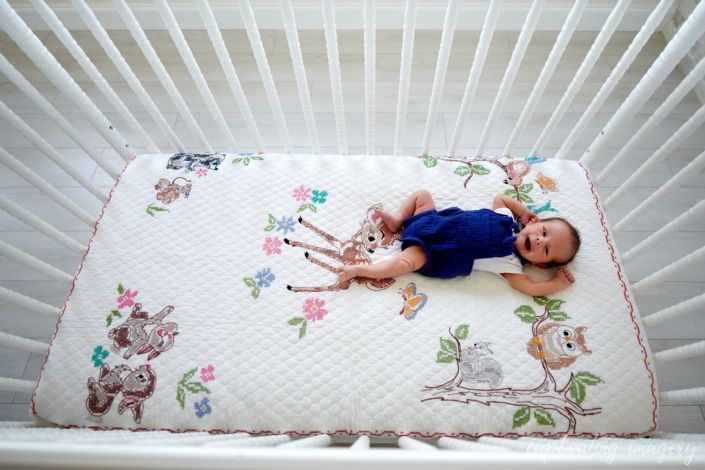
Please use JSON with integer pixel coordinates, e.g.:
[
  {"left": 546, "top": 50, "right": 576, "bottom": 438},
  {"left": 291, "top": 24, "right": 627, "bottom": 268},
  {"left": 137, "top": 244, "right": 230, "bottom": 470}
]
[{"left": 285, "top": 204, "right": 401, "bottom": 292}]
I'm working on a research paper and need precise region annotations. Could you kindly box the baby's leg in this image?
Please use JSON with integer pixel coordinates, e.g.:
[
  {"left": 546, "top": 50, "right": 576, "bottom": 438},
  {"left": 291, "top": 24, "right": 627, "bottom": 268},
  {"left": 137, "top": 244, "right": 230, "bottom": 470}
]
[
  {"left": 337, "top": 245, "right": 427, "bottom": 283},
  {"left": 375, "top": 189, "right": 436, "bottom": 232}
]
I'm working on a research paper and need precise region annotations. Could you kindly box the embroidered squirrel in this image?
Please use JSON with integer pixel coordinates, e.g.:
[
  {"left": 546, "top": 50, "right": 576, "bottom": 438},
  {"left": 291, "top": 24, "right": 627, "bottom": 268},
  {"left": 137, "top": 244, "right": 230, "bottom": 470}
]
[{"left": 459, "top": 342, "right": 503, "bottom": 389}]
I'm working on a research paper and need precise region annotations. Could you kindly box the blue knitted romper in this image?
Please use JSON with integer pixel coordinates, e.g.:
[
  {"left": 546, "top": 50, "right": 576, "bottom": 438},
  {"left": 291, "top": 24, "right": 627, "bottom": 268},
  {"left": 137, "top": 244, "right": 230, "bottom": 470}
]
[{"left": 400, "top": 208, "right": 518, "bottom": 279}]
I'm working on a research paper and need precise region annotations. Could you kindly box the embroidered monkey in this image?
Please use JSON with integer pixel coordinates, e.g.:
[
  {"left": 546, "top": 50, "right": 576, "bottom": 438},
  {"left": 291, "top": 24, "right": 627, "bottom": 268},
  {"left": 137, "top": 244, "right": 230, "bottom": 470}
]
[{"left": 154, "top": 177, "right": 192, "bottom": 204}]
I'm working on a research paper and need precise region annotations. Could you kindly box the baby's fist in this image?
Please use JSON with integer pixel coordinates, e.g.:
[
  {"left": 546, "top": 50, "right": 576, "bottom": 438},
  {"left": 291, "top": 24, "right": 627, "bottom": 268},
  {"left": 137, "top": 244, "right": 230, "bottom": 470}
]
[{"left": 556, "top": 267, "right": 575, "bottom": 287}]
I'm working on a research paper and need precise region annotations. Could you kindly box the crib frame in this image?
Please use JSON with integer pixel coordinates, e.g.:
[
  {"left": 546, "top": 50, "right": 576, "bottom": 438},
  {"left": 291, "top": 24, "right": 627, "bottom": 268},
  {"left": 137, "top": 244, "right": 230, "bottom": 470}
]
[{"left": 1, "top": 0, "right": 705, "bottom": 467}]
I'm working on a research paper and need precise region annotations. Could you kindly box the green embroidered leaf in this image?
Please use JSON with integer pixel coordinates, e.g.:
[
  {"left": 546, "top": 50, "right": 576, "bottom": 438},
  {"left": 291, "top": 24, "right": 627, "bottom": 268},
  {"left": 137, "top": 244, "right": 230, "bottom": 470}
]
[
  {"left": 518, "top": 192, "right": 534, "bottom": 204},
  {"left": 251, "top": 156, "right": 264, "bottom": 161},
  {"left": 146, "top": 203, "right": 169, "bottom": 217},
  {"left": 180, "top": 367, "right": 198, "bottom": 384},
  {"left": 423, "top": 156, "right": 438, "bottom": 168},
  {"left": 436, "top": 350, "right": 456, "bottom": 364},
  {"left": 513, "top": 406, "right": 531, "bottom": 428},
  {"left": 232, "top": 158, "right": 243, "bottom": 164},
  {"left": 106, "top": 315, "right": 113, "bottom": 328},
  {"left": 504, "top": 189, "right": 518, "bottom": 198},
  {"left": 111, "top": 310, "right": 122, "bottom": 318},
  {"left": 533, "top": 296, "right": 549, "bottom": 306},
  {"left": 548, "top": 310, "right": 570, "bottom": 322},
  {"left": 575, "top": 371, "right": 604, "bottom": 387},
  {"left": 176, "top": 386, "right": 186, "bottom": 409},
  {"left": 308, "top": 203, "right": 317, "bottom": 213},
  {"left": 244, "top": 277, "right": 257, "bottom": 288},
  {"left": 117, "top": 284, "right": 125, "bottom": 295},
  {"left": 288, "top": 317, "right": 305, "bottom": 326},
  {"left": 298, "top": 321, "right": 307, "bottom": 339},
  {"left": 251, "top": 286, "right": 261, "bottom": 299},
  {"left": 184, "top": 381, "right": 211, "bottom": 394},
  {"left": 455, "top": 324, "right": 470, "bottom": 341},
  {"left": 243, "top": 157, "right": 251, "bottom": 166},
  {"left": 514, "top": 305, "right": 536, "bottom": 323},
  {"left": 570, "top": 379, "right": 587, "bottom": 405},
  {"left": 518, "top": 183, "right": 534, "bottom": 194},
  {"left": 264, "top": 214, "right": 277, "bottom": 231},
  {"left": 534, "top": 409, "right": 556, "bottom": 427},
  {"left": 546, "top": 299, "right": 566, "bottom": 311},
  {"left": 454, "top": 166, "right": 471, "bottom": 177},
  {"left": 296, "top": 204, "right": 308, "bottom": 213},
  {"left": 471, "top": 164, "right": 490, "bottom": 175},
  {"left": 440, "top": 338, "right": 458, "bottom": 357}
]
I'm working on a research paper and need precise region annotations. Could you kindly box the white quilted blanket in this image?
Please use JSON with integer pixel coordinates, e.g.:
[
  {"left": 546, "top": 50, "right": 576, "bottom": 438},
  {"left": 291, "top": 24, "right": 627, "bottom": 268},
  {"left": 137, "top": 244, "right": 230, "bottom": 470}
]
[{"left": 32, "top": 153, "right": 657, "bottom": 438}]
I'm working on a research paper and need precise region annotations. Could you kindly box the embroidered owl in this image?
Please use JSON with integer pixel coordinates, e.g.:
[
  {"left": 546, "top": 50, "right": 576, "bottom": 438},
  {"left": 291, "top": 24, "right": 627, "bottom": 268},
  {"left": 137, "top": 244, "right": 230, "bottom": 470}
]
[{"left": 527, "top": 323, "right": 592, "bottom": 370}]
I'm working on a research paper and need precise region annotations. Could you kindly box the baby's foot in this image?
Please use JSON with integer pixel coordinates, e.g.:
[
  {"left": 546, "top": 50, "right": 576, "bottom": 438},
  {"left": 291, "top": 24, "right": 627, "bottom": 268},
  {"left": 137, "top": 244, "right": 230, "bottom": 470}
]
[{"left": 373, "top": 208, "right": 403, "bottom": 233}]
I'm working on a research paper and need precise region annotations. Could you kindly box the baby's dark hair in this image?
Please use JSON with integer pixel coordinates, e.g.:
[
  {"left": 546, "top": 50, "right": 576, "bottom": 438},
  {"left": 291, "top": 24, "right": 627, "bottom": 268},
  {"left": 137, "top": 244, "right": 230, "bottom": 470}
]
[{"left": 543, "top": 217, "right": 581, "bottom": 267}]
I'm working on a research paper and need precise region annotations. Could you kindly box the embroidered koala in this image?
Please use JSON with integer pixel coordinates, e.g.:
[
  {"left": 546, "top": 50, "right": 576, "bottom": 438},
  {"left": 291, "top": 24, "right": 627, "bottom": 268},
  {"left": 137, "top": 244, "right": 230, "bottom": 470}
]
[
  {"left": 108, "top": 303, "right": 178, "bottom": 360},
  {"left": 86, "top": 363, "right": 157, "bottom": 424}
]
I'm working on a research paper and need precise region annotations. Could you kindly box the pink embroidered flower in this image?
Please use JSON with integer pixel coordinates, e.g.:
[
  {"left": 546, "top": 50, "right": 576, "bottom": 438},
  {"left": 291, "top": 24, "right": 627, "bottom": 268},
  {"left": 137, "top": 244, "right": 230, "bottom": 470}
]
[
  {"left": 116, "top": 289, "right": 138, "bottom": 309},
  {"left": 262, "top": 237, "right": 283, "bottom": 256},
  {"left": 196, "top": 168, "right": 208, "bottom": 178},
  {"left": 303, "top": 298, "right": 327, "bottom": 322},
  {"left": 200, "top": 364, "right": 215, "bottom": 382},
  {"left": 293, "top": 185, "right": 312, "bottom": 202}
]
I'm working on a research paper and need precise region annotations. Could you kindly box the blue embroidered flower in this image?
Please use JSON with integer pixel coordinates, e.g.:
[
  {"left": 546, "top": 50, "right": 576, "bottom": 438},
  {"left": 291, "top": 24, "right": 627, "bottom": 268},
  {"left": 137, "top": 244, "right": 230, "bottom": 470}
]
[
  {"left": 91, "top": 346, "right": 109, "bottom": 367},
  {"left": 276, "top": 216, "right": 296, "bottom": 235},
  {"left": 311, "top": 189, "right": 328, "bottom": 204},
  {"left": 194, "top": 397, "right": 212, "bottom": 418},
  {"left": 255, "top": 268, "right": 275, "bottom": 288}
]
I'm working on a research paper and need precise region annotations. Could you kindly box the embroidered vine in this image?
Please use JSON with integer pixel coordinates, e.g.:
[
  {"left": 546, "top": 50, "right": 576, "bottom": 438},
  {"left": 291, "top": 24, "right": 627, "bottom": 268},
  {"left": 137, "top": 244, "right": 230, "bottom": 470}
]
[{"left": 176, "top": 365, "right": 214, "bottom": 411}]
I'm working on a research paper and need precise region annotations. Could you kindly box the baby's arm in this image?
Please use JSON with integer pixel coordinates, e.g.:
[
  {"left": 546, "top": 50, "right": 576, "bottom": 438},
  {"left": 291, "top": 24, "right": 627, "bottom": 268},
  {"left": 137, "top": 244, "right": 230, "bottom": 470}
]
[
  {"left": 501, "top": 268, "right": 575, "bottom": 296},
  {"left": 493, "top": 193, "right": 539, "bottom": 226}
]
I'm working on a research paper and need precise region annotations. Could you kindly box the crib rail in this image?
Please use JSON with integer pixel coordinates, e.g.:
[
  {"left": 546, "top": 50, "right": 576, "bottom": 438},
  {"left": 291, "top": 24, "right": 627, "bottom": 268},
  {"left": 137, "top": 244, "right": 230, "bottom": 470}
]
[{"left": 1, "top": 0, "right": 705, "bottom": 465}]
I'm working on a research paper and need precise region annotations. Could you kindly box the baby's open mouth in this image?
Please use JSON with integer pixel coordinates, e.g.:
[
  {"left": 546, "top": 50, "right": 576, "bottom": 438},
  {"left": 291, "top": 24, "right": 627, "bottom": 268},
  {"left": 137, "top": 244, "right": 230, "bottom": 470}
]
[{"left": 524, "top": 237, "right": 531, "bottom": 251}]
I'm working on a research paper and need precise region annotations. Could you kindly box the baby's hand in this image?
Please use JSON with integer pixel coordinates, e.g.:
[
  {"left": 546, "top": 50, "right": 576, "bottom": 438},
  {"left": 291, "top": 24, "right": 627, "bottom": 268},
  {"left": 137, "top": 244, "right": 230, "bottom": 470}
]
[
  {"left": 521, "top": 209, "right": 540, "bottom": 226},
  {"left": 556, "top": 267, "right": 575, "bottom": 287}
]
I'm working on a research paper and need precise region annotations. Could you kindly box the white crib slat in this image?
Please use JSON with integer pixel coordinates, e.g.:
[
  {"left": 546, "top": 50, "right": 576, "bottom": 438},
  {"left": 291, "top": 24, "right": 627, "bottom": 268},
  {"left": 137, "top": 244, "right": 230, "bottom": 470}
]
[
  {"left": 580, "top": 0, "right": 705, "bottom": 168},
  {"left": 397, "top": 436, "right": 437, "bottom": 451},
  {"left": 196, "top": 0, "right": 264, "bottom": 154},
  {"left": 33, "top": 0, "right": 159, "bottom": 154},
  {"left": 0, "top": 107, "right": 107, "bottom": 207},
  {"left": 0, "top": 331, "right": 49, "bottom": 355},
  {"left": 0, "top": 377, "right": 36, "bottom": 394},
  {"left": 393, "top": 0, "right": 416, "bottom": 156},
  {"left": 659, "top": 387, "right": 705, "bottom": 405},
  {"left": 69, "top": 0, "right": 184, "bottom": 153},
  {"left": 278, "top": 435, "right": 333, "bottom": 449},
  {"left": 0, "top": 194, "right": 87, "bottom": 255},
  {"left": 614, "top": 150, "right": 705, "bottom": 238},
  {"left": 555, "top": 0, "right": 675, "bottom": 160},
  {"left": 597, "top": 55, "right": 705, "bottom": 188},
  {"left": 0, "top": 285, "right": 61, "bottom": 317},
  {"left": 643, "top": 293, "right": 705, "bottom": 327},
  {"left": 0, "top": 149, "right": 98, "bottom": 227},
  {"left": 532, "top": 0, "right": 630, "bottom": 158},
  {"left": 364, "top": 0, "right": 375, "bottom": 155},
  {"left": 350, "top": 435, "right": 371, "bottom": 449},
  {"left": 281, "top": 0, "right": 320, "bottom": 154},
  {"left": 503, "top": 0, "right": 587, "bottom": 158},
  {"left": 112, "top": 0, "right": 212, "bottom": 153},
  {"left": 654, "top": 340, "right": 705, "bottom": 363},
  {"left": 448, "top": 0, "right": 501, "bottom": 157},
  {"left": 239, "top": 0, "right": 293, "bottom": 154},
  {"left": 0, "top": 240, "right": 73, "bottom": 285},
  {"left": 437, "top": 437, "right": 512, "bottom": 452},
  {"left": 421, "top": 0, "right": 457, "bottom": 157},
  {"left": 207, "top": 434, "right": 290, "bottom": 448},
  {"left": 476, "top": 0, "right": 543, "bottom": 156},
  {"left": 604, "top": 105, "right": 705, "bottom": 210},
  {"left": 322, "top": 0, "right": 347, "bottom": 155},
  {"left": 155, "top": 0, "right": 238, "bottom": 153},
  {"left": 0, "top": 53, "right": 121, "bottom": 180},
  {"left": 632, "top": 246, "right": 705, "bottom": 294},
  {"left": 0, "top": 0, "right": 133, "bottom": 161}
]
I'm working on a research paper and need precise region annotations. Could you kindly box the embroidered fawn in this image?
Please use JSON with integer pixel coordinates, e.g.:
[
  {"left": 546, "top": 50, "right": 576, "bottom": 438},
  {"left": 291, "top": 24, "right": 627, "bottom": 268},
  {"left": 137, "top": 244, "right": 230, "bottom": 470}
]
[{"left": 285, "top": 204, "right": 400, "bottom": 292}]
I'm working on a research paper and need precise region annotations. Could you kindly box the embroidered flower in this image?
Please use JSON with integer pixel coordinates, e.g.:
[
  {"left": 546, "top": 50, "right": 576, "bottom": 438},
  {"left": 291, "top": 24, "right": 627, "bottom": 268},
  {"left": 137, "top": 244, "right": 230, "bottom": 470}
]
[
  {"left": 312, "top": 189, "right": 328, "bottom": 204},
  {"left": 262, "top": 237, "right": 283, "bottom": 256},
  {"left": 200, "top": 365, "right": 215, "bottom": 383},
  {"left": 276, "top": 216, "right": 296, "bottom": 235},
  {"left": 194, "top": 397, "right": 212, "bottom": 418},
  {"left": 303, "top": 298, "right": 327, "bottom": 322},
  {"left": 116, "top": 289, "right": 138, "bottom": 309},
  {"left": 196, "top": 168, "right": 208, "bottom": 178},
  {"left": 91, "top": 346, "right": 110, "bottom": 367},
  {"left": 293, "top": 185, "right": 312, "bottom": 202},
  {"left": 256, "top": 268, "right": 275, "bottom": 288}
]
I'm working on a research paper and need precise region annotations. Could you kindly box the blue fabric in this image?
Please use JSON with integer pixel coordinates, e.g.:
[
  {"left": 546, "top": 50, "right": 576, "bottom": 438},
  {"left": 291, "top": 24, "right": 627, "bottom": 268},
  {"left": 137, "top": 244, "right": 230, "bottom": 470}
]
[{"left": 400, "top": 208, "right": 518, "bottom": 279}]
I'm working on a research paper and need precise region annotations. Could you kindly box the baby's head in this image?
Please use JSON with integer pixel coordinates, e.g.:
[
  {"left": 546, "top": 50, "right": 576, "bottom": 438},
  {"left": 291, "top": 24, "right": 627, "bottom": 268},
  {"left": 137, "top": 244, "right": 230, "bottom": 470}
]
[{"left": 514, "top": 217, "right": 580, "bottom": 268}]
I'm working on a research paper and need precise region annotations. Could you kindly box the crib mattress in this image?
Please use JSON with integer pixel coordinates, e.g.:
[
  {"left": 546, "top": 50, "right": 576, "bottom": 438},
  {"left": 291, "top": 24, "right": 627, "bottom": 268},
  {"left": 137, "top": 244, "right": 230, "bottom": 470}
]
[{"left": 32, "top": 153, "right": 657, "bottom": 437}]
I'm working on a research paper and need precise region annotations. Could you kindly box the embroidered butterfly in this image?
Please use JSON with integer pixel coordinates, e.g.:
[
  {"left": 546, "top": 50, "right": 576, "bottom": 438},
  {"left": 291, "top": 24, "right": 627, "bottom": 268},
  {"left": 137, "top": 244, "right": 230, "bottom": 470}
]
[{"left": 398, "top": 282, "right": 427, "bottom": 320}]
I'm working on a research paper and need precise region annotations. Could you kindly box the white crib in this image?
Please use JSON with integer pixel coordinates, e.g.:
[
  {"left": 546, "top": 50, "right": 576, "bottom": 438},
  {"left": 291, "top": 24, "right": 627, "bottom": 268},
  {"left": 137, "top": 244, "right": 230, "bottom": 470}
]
[{"left": 1, "top": 0, "right": 705, "bottom": 467}]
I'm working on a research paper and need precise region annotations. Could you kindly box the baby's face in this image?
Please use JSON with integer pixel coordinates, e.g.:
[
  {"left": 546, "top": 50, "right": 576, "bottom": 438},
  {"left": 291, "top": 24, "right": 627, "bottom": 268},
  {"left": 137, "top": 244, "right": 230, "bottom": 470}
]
[{"left": 514, "top": 218, "right": 574, "bottom": 267}]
